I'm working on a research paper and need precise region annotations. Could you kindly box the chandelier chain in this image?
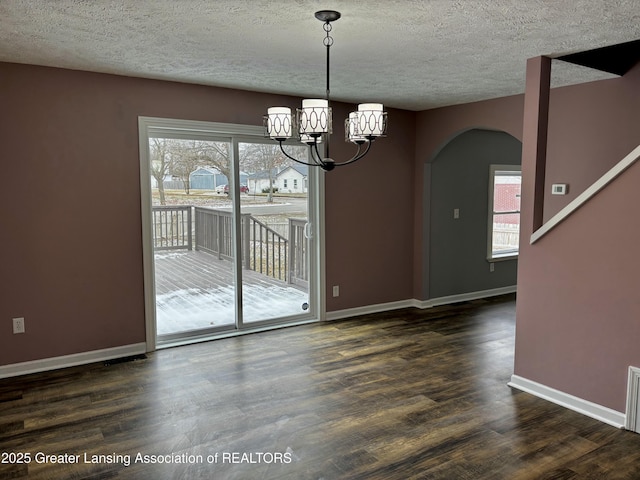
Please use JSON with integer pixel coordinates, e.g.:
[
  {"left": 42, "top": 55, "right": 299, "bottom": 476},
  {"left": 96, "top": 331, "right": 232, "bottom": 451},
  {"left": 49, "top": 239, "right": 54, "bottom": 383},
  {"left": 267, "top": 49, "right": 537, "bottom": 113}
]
[{"left": 323, "top": 22, "right": 333, "bottom": 46}]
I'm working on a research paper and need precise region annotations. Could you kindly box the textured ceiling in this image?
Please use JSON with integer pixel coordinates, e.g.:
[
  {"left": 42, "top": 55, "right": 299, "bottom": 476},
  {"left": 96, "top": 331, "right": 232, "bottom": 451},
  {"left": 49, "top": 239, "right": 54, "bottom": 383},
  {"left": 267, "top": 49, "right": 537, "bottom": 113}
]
[{"left": 1, "top": 0, "right": 639, "bottom": 111}]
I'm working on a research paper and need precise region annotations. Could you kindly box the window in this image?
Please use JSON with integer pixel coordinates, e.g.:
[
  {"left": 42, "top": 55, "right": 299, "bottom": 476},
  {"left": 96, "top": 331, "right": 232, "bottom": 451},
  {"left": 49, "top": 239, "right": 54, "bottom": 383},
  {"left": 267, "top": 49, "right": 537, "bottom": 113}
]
[
  {"left": 283, "top": 179, "right": 288, "bottom": 188},
  {"left": 488, "top": 165, "right": 521, "bottom": 260},
  {"left": 294, "top": 179, "right": 298, "bottom": 189}
]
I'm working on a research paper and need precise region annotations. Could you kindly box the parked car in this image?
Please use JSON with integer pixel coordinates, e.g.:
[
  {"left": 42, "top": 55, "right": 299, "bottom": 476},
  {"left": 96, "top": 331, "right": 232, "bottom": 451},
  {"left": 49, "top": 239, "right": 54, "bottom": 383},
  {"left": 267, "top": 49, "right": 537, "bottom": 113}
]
[
  {"left": 223, "top": 184, "right": 249, "bottom": 194},
  {"left": 215, "top": 184, "right": 227, "bottom": 194}
]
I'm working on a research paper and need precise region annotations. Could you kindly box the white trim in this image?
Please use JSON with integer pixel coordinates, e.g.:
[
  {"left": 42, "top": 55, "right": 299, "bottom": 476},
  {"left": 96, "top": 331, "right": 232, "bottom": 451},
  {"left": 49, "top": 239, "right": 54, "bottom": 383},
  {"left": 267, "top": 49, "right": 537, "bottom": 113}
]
[
  {"left": 414, "top": 285, "right": 517, "bottom": 309},
  {"left": 315, "top": 167, "right": 327, "bottom": 322},
  {"left": 157, "top": 317, "right": 321, "bottom": 349},
  {"left": 141, "top": 116, "right": 263, "bottom": 139},
  {"left": 138, "top": 117, "right": 157, "bottom": 352},
  {"left": 625, "top": 366, "right": 640, "bottom": 432},
  {"left": 489, "top": 254, "right": 518, "bottom": 262},
  {"left": 531, "top": 144, "right": 640, "bottom": 244},
  {"left": 326, "top": 286, "right": 517, "bottom": 321},
  {"left": 326, "top": 300, "right": 418, "bottom": 321},
  {"left": 508, "top": 374, "right": 626, "bottom": 429},
  {"left": 0, "top": 343, "right": 147, "bottom": 380}
]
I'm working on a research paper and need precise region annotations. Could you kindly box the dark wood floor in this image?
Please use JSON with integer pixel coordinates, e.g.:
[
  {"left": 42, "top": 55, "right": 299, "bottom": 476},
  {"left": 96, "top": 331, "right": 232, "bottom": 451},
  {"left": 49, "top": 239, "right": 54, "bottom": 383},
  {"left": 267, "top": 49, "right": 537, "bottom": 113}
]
[{"left": 2, "top": 294, "right": 640, "bottom": 479}]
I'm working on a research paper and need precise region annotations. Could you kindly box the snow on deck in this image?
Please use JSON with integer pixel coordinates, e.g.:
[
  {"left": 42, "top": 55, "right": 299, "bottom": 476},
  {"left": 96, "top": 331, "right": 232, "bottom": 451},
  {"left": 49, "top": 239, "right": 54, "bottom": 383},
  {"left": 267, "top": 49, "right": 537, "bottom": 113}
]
[{"left": 154, "top": 250, "right": 309, "bottom": 335}]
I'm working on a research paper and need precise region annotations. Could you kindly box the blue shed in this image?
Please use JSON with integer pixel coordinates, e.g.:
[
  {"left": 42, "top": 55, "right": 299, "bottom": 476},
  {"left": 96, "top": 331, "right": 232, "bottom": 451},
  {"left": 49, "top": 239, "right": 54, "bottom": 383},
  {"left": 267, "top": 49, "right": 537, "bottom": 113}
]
[{"left": 190, "top": 167, "right": 227, "bottom": 190}]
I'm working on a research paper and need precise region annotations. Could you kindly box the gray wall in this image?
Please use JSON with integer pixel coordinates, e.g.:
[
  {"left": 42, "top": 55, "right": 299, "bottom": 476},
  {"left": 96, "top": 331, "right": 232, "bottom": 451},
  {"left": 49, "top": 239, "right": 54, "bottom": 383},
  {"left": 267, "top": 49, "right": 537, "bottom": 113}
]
[{"left": 428, "top": 129, "right": 521, "bottom": 299}]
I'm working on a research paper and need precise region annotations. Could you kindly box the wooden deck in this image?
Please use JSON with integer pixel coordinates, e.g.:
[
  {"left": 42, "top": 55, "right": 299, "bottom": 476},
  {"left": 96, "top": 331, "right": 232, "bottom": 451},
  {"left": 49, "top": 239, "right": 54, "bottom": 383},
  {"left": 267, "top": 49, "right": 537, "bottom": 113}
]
[{"left": 154, "top": 249, "right": 308, "bottom": 335}]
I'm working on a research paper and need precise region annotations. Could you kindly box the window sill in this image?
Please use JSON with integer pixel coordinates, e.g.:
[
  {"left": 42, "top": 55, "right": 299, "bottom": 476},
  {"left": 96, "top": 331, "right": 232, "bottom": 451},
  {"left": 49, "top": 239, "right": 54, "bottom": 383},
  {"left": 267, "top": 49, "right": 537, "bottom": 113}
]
[{"left": 488, "top": 253, "right": 518, "bottom": 262}]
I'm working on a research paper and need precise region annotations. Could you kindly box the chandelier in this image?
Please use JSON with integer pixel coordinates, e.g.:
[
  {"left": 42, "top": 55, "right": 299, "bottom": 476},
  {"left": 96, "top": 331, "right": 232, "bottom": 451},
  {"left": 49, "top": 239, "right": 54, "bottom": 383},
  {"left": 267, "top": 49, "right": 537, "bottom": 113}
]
[{"left": 264, "top": 10, "right": 388, "bottom": 171}]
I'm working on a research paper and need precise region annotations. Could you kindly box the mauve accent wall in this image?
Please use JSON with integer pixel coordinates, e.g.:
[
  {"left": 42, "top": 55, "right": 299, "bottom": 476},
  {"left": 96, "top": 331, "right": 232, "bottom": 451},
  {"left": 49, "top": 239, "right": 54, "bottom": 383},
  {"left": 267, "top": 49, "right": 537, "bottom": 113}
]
[
  {"left": 324, "top": 102, "right": 416, "bottom": 312},
  {"left": 544, "top": 64, "right": 640, "bottom": 222},
  {"left": 515, "top": 158, "right": 640, "bottom": 411},
  {"left": 515, "top": 62, "right": 640, "bottom": 413},
  {"left": 0, "top": 62, "right": 416, "bottom": 367}
]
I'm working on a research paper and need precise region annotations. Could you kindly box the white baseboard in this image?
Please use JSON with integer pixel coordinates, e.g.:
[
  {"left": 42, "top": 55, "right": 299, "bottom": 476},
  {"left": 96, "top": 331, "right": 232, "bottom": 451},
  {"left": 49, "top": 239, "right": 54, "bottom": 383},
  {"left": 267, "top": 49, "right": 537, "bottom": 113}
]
[
  {"left": 326, "top": 286, "right": 517, "bottom": 321},
  {"left": 325, "top": 299, "right": 418, "bottom": 321},
  {"left": 508, "top": 374, "right": 626, "bottom": 429},
  {"left": 0, "top": 343, "right": 147, "bottom": 379},
  {"left": 415, "top": 285, "right": 517, "bottom": 309}
]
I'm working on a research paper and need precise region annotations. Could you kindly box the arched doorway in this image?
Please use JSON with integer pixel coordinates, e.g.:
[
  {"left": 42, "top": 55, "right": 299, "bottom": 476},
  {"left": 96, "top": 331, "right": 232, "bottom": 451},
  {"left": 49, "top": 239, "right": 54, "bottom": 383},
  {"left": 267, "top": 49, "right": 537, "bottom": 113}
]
[{"left": 426, "top": 128, "right": 522, "bottom": 300}]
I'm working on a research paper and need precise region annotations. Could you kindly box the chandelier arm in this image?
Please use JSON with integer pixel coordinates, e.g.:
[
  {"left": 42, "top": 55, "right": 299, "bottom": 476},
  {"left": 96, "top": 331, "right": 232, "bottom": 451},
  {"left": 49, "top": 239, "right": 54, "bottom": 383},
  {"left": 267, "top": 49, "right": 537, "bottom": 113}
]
[
  {"left": 277, "top": 141, "right": 322, "bottom": 168},
  {"left": 311, "top": 140, "right": 328, "bottom": 167},
  {"left": 332, "top": 140, "right": 374, "bottom": 167}
]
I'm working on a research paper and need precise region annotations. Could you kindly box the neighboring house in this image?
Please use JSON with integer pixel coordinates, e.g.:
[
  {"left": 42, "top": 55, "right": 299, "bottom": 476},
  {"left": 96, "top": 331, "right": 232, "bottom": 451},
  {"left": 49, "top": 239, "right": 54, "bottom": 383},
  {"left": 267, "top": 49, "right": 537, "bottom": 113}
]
[
  {"left": 277, "top": 165, "right": 308, "bottom": 193},
  {"left": 248, "top": 165, "right": 308, "bottom": 193},
  {"left": 494, "top": 179, "right": 521, "bottom": 225},
  {"left": 247, "top": 169, "right": 276, "bottom": 193}
]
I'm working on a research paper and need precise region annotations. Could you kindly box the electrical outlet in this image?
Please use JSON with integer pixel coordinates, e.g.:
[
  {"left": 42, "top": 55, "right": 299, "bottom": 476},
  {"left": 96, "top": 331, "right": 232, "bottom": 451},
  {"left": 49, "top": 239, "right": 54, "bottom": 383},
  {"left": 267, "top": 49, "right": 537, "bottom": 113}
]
[
  {"left": 453, "top": 208, "right": 460, "bottom": 219},
  {"left": 12, "top": 317, "right": 25, "bottom": 334},
  {"left": 332, "top": 285, "right": 340, "bottom": 297},
  {"left": 489, "top": 263, "right": 495, "bottom": 273}
]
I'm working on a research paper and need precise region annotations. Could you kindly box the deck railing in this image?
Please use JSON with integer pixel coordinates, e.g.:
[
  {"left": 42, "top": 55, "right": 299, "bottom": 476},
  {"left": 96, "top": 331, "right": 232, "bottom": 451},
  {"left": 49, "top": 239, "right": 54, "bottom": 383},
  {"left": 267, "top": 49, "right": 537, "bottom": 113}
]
[
  {"left": 248, "top": 215, "right": 288, "bottom": 281},
  {"left": 193, "top": 207, "right": 241, "bottom": 261},
  {"left": 152, "top": 206, "right": 307, "bottom": 284},
  {"left": 289, "top": 218, "right": 308, "bottom": 287},
  {"left": 151, "top": 206, "right": 192, "bottom": 251}
]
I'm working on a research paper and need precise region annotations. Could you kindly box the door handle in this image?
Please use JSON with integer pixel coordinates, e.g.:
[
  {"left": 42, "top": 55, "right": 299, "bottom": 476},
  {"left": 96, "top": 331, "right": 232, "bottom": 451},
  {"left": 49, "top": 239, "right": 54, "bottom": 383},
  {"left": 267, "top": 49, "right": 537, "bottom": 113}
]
[{"left": 304, "top": 222, "right": 313, "bottom": 240}]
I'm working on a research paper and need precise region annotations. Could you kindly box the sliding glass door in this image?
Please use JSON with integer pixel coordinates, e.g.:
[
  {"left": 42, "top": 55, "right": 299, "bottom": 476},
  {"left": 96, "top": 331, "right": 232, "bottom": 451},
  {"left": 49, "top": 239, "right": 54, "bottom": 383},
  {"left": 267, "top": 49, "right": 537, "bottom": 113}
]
[
  {"left": 139, "top": 118, "right": 320, "bottom": 348},
  {"left": 238, "top": 140, "right": 311, "bottom": 325},
  {"left": 150, "top": 136, "right": 237, "bottom": 335}
]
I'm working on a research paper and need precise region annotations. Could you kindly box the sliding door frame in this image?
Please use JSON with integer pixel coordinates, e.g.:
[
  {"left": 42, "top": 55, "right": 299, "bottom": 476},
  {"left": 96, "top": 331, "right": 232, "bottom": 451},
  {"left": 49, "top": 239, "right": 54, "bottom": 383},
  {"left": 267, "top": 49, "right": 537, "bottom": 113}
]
[{"left": 138, "top": 116, "right": 325, "bottom": 351}]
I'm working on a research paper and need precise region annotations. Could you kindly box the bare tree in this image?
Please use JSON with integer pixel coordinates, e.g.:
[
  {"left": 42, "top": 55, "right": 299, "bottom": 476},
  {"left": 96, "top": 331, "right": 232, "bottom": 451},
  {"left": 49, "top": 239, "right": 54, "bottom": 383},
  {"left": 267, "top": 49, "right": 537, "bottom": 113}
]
[
  {"left": 149, "top": 138, "right": 172, "bottom": 205},
  {"left": 157, "top": 139, "right": 236, "bottom": 195},
  {"left": 198, "top": 141, "right": 232, "bottom": 182},
  {"left": 153, "top": 139, "right": 301, "bottom": 202},
  {"left": 169, "top": 140, "right": 206, "bottom": 195}
]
